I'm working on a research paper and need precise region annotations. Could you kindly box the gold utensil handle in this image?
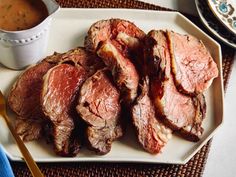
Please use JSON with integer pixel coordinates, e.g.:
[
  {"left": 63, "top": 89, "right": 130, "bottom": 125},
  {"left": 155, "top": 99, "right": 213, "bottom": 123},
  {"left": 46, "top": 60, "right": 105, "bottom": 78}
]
[{"left": 2, "top": 114, "right": 44, "bottom": 177}]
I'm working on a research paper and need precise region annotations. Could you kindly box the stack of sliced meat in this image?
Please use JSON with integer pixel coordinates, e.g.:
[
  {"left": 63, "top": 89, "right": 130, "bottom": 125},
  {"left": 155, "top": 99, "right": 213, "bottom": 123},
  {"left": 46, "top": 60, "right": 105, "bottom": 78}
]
[
  {"left": 7, "top": 18, "right": 219, "bottom": 156},
  {"left": 84, "top": 19, "right": 172, "bottom": 153},
  {"left": 145, "top": 30, "right": 218, "bottom": 141},
  {"left": 86, "top": 19, "right": 145, "bottom": 105},
  {"left": 8, "top": 48, "right": 105, "bottom": 156}
]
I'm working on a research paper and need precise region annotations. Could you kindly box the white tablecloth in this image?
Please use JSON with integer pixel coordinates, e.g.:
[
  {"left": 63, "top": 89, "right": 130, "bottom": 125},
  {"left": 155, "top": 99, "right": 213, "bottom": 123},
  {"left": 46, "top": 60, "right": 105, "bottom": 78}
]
[{"left": 141, "top": 1, "right": 236, "bottom": 177}]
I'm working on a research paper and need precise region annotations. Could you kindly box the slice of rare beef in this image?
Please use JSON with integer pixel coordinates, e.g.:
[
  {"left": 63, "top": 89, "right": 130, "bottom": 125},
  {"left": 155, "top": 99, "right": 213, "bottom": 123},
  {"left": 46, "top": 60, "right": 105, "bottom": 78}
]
[
  {"left": 8, "top": 59, "right": 57, "bottom": 141},
  {"left": 132, "top": 77, "right": 172, "bottom": 154},
  {"left": 76, "top": 69, "right": 123, "bottom": 154},
  {"left": 167, "top": 31, "right": 218, "bottom": 95},
  {"left": 147, "top": 30, "right": 206, "bottom": 141},
  {"left": 41, "top": 63, "right": 87, "bottom": 156}
]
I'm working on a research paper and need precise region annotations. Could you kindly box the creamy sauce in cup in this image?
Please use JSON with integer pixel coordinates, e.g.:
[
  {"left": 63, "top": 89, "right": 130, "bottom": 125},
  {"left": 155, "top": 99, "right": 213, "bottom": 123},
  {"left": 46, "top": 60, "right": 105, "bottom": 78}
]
[{"left": 0, "top": 0, "right": 48, "bottom": 31}]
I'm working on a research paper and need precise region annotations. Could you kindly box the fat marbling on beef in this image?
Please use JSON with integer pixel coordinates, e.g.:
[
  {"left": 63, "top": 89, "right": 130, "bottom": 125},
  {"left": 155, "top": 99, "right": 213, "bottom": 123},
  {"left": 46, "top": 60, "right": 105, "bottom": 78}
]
[
  {"left": 146, "top": 30, "right": 206, "bottom": 141},
  {"left": 76, "top": 69, "right": 123, "bottom": 154}
]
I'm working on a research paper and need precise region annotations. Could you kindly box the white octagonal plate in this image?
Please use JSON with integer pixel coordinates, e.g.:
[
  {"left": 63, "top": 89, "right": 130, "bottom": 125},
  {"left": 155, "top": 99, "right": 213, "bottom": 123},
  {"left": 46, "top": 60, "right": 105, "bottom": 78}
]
[{"left": 0, "top": 9, "right": 223, "bottom": 164}]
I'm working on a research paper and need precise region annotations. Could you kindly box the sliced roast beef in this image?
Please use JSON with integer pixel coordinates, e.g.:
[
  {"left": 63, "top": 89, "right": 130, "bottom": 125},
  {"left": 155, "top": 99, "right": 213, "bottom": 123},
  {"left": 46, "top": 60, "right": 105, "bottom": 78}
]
[
  {"left": 97, "top": 41, "right": 139, "bottom": 104},
  {"left": 41, "top": 63, "right": 87, "bottom": 156},
  {"left": 8, "top": 59, "right": 56, "bottom": 141},
  {"left": 85, "top": 19, "right": 145, "bottom": 104},
  {"left": 132, "top": 77, "right": 172, "bottom": 154},
  {"left": 167, "top": 31, "right": 218, "bottom": 95},
  {"left": 147, "top": 30, "right": 206, "bottom": 141},
  {"left": 76, "top": 69, "right": 123, "bottom": 154}
]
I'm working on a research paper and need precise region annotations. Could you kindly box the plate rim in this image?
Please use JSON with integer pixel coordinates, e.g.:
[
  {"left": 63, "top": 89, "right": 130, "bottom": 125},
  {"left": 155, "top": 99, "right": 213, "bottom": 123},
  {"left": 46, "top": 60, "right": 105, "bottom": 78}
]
[
  {"left": 195, "top": 0, "right": 236, "bottom": 49},
  {"left": 0, "top": 8, "right": 224, "bottom": 165},
  {"left": 207, "top": 0, "right": 236, "bottom": 35}
]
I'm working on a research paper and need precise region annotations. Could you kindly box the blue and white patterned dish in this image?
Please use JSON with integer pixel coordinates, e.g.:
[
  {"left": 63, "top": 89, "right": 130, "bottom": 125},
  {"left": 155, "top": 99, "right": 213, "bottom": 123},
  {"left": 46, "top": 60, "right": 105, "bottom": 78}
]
[
  {"left": 195, "top": 0, "right": 236, "bottom": 49},
  {"left": 207, "top": 0, "right": 236, "bottom": 35}
]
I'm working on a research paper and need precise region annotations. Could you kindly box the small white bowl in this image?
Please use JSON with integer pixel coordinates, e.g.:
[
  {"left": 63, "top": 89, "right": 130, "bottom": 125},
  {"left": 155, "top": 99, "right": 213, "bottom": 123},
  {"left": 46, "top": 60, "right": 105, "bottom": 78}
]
[{"left": 0, "top": 0, "right": 60, "bottom": 70}]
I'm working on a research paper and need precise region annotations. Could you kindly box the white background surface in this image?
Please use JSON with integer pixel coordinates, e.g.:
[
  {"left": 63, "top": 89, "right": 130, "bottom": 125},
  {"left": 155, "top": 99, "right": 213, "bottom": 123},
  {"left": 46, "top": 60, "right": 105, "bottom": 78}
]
[
  {"left": 141, "top": 0, "right": 236, "bottom": 177},
  {"left": 204, "top": 62, "right": 236, "bottom": 177}
]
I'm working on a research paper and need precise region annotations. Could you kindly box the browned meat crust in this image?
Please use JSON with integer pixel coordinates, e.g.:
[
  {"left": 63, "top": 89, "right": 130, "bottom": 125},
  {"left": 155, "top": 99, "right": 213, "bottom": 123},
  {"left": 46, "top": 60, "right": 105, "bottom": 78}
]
[{"left": 45, "top": 47, "right": 104, "bottom": 74}]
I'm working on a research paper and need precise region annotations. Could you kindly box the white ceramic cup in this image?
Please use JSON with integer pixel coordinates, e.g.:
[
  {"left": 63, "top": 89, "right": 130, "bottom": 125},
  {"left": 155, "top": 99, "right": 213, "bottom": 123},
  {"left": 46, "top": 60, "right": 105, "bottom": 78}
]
[{"left": 0, "top": 0, "right": 60, "bottom": 70}]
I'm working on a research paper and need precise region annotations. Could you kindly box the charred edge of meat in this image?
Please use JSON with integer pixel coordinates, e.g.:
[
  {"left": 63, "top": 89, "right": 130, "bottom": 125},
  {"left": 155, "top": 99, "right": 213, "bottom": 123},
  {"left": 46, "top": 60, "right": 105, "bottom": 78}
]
[
  {"left": 43, "top": 122, "right": 54, "bottom": 144},
  {"left": 42, "top": 118, "right": 83, "bottom": 157},
  {"left": 58, "top": 125, "right": 82, "bottom": 157},
  {"left": 198, "top": 94, "right": 207, "bottom": 120},
  {"left": 42, "top": 52, "right": 64, "bottom": 64},
  {"left": 43, "top": 47, "right": 105, "bottom": 76},
  {"left": 177, "top": 126, "right": 203, "bottom": 142},
  {"left": 144, "top": 35, "right": 160, "bottom": 76},
  {"left": 84, "top": 124, "right": 122, "bottom": 155}
]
